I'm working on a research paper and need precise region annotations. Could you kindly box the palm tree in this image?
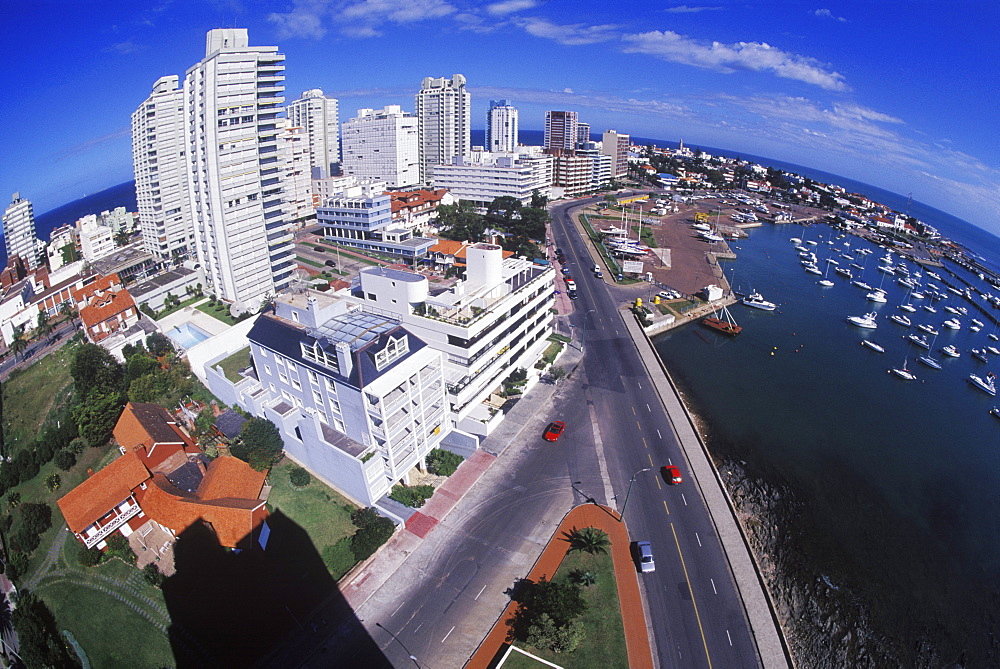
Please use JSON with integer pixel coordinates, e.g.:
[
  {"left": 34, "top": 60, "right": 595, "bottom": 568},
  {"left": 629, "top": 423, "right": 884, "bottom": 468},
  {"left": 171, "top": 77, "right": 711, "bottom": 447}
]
[
  {"left": 36, "top": 310, "right": 53, "bottom": 344},
  {"left": 59, "top": 300, "right": 77, "bottom": 327},
  {"left": 565, "top": 526, "right": 611, "bottom": 556},
  {"left": 9, "top": 327, "right": 27, "bottom": 362}
]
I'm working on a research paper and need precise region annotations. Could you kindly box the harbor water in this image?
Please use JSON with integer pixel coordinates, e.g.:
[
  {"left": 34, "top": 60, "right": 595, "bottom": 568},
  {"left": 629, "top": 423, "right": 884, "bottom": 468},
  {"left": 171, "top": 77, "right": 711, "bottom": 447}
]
[{"left": 654, "top": 222, "right": 1000, "bottom": 666}]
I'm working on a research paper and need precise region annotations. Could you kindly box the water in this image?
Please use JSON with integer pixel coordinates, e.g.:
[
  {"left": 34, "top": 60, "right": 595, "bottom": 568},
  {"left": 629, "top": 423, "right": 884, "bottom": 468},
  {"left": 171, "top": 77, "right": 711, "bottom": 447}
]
[
  {"left": 653, "top": 223, "right": 1000, "bottom": 664},
  {"left": 166, "top": 323, "right": 211, "bottom": 350}
]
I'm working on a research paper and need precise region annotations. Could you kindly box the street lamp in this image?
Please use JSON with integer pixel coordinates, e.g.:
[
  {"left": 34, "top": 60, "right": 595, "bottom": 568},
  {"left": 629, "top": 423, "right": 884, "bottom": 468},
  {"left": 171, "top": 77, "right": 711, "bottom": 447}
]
[
  {"left": 618, "top": 467, "right": 652, "bottom": 523},
  {"left": 375, "top": 622, "right": 421, "bottom": 668}
]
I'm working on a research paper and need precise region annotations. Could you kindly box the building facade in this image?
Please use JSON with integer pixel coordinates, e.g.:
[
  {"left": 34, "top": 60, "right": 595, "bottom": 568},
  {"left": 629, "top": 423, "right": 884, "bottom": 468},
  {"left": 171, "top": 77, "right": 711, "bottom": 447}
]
[
  {"left": 544, "top": 111, "right": 578, "bottom": 152},
  {"left": 286, "top": 89, "right": 340, "bottom": 178},
  {"left": 182, "top": 29, "right": 294, "bottom": 312},
  {"left": 341, "top": 106, "right": 420, "bottom": 188},
  {"left": 430, "top": 150, "right": 552, "bottom": 209},
  {"left": 316, "top": 189, "right": 435, "bottom": 264},
  {"left": 78, "top": 214, "right": 116, "bottom": 262},
  {"left": 3, "top": 193, "right": 39, "bottom": 270},
  {"left": 415, "top": 74, "right": 470, "bottom": 185},
  {"left": 132, "top": 76, "right": 194, "bottom": 263},
  {"left": 486, "top": 99, "right": 518, "bottom": 153},
  {"left": 278, "top": 120, "right": 315, "bottom": 225},
  {"left": 601, "top": 130, "right": 630, "bottom": 178}
]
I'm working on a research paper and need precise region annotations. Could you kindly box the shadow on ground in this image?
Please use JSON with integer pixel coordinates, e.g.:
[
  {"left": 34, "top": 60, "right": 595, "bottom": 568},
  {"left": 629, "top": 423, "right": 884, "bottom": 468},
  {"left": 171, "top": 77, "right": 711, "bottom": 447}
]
[{"left": 161, "top": 510, "right": 386, "bottom": 668}]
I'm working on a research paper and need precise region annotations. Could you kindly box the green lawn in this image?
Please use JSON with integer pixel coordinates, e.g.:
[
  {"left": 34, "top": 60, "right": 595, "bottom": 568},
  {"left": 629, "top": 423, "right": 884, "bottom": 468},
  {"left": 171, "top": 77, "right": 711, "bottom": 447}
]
[
  {"left": 2, "top": 341, "right": 77, "bottom": 445},
  {"left": 195, "top": 302, "right": 240, "bottom": 326},
  {"left": 296, "top": 256, "right": 324, "bottom": 268},
  {"left": 521, "top": 550, "right": 628, "bottom": 668},
  {"left": 152, "top": 294, "right": 204, "bottom": 321},
  {"left": 217, "top": 346, "right": 251, "bottom": 383},
  {"left": 499, "top": 648, "right": 556, "bottom": 668},
  {"left": 266, "top": 459, "right": 358, "bottom": 577}
]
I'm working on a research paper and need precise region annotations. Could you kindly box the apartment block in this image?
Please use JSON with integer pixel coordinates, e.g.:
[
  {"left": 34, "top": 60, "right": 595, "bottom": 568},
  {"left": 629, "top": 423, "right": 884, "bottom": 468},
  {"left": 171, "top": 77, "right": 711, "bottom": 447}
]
[
  {"left": 287, "top": 89, "right": 340, "bottom": 178},
  {"left": 3, "top": 193, "right": 40, "bottom": 270},
  {"left": 316, "top": 189, "right": 435, "bottom": 264},
  {"left": 279, "top": 120, "right": 315, "bottom": 225},
  {"left": 341, "top": 106, "right": 420, "bottom": 188},
  {"left": 486, "top": 100, "right": 518, "bottom": 153},
  {"left": 601, "top": 129, "right": 630, "bottom": 178},
  {"left": 430, "top": 150, "right": 552, "bottom": 209},
  {"left": 544, "top": 111, "right": 578, "bottom": 152},
  {"left": 415, "top": 75, "right": 470, "bottom": 185}
]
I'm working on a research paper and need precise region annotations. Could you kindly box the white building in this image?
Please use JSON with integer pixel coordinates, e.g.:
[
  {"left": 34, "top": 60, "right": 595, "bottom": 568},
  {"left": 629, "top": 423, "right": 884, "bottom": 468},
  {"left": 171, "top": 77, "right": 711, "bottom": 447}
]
[
  {"left": 415, "top": 74, "right": 470, "bottom": 185},
  {"left": 601, "top": 130, "right": 630, "bottom": 179},
  {"left": 430, "top": 150, "right": 552, "bottom": 209},
  {"left": 346, "top": 244, "right": 555, "bottom": 442},
  {"left": 133, "top": 76, "right": 195, "bottom": 262},
  {"left": 486, "top": 100, "right": 518, "bottom": 153},
  {"left": 550, "top": 151, "right": 612, "bottom": 198},
  {"left": 341, "top": 106, "right": 420, "bottom": 188},
  {"left": 78, "top": 214, "right": 116, "bottom": 262},
  {"left": 278, "top": 119, "right": 315, "bottom": 225},
  {"left": 3, "top": 193, "right": 39, "bottom": 270},
  {"left": 182, "top": 29, "right": 295, "bottom": 311},
  {"left": 287, "top": 89, "right": 340, "bottom": 179}
]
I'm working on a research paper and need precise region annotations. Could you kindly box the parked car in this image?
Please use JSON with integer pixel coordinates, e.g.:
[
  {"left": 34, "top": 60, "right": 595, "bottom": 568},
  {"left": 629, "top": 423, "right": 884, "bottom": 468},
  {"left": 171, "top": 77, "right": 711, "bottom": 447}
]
[
  {"left": 567, "top": 290, "right": 578, "bottom": 300},
  {"left": 325, "top": 259, "right": 337, "bottom": 267},
  {"left": 594, "top": 270, "right": 603, "bottom": 278},
  {"left": 662, "top": 465, "right": 683, "bottom": 485},
  {"left": 636, "top": 541, "right": 655, "bottom": 573},
  {"left": 543, "top": 421, "right": 566, "bottom": 441}
]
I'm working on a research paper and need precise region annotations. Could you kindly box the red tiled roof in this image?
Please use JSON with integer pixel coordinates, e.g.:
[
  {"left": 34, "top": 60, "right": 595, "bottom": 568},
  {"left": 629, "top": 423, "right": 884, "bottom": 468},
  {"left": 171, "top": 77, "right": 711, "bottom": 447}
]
[
  {"left": 429, "top": 239, "right": 515, "bottom": 262},
  {"left": 71, "top": 273, "right": 121, "bottom": 305},
  {"left": 114, "top": 402, "right": 194, "bottom": 471},
  {"left": 389, "top": 189, "right": 448, "bottom": 214},
  {"left": 56, "top": 451, "right": 151, "bottom": 534},
  {"left": 198, "top": 456, "right": 267, "bottom": 501},
  {"left": 78, "top": 289, "right": 136, "bottom": 331}
]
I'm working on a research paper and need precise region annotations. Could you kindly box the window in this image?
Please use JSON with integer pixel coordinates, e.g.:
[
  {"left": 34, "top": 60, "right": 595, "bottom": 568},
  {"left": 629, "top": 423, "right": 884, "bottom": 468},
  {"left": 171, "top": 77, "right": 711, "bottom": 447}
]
[
  {"left": 312, "top": 389, "right": 323, "bottom": 404},
  {"left": 374, "top": 335, "right": 409, "bottom": 370},
  {"left": 308, "top": 370, "right": 318, "bottom": 385}
]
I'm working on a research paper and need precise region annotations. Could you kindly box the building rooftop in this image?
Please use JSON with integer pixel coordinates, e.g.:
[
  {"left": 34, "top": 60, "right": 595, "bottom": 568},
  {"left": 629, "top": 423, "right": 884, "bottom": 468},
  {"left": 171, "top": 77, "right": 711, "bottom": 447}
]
[
  {"left": 56, "top": 451, "right": 150, "bottom": 534},
  {"left": 310, "top": 311, "right": 399, "bottom": 351}
]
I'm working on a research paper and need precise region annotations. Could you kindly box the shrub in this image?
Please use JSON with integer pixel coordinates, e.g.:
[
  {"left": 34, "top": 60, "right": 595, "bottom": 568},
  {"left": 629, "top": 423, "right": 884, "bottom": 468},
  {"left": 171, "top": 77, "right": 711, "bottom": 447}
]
[
  {"left": 5, "top": 552, "right": 28, "bottom": 581},
  {"left": 44, "top": 474, "right": 61, "bottom": 492},
  {"left": 566, "top": 526, "right": 610, "bottom": 556},
  {"left": 425, "top": 449, "right": 464, "bottom": 477},
  {"left": 9, "top": 527, "right": 41, "bottom": 555},
  {"left": 68, "top": 437, "right": 87, "bottom": 455},
  {"left": 53, "top": 449, "right": 77, "bottom": 472},
  {"left": 78, "top": 543, "right": 104, "bottom": 568},
  {"left": 322, "top": 537, "right": 357, "bottom": 578},
  {"left": 288, "top": 466, "right": 311, "bottom": 488},
  {"left": 142, "top": 562, "right": 166, "bottom": 588},
  {"left": 105, "top": 534, "right": 136, "bottom": 565},
  {"left": 21, "top": 503, "right": 52, "bottom": 536},
  {"left": 526, "top": 613, "right": 586, "bottom": 654},
  {"left": 350, "top": 508, "right": 394, "bottom": 562},
  {"left": 389, "top": 484, "right": 435, "bottom": 508}
]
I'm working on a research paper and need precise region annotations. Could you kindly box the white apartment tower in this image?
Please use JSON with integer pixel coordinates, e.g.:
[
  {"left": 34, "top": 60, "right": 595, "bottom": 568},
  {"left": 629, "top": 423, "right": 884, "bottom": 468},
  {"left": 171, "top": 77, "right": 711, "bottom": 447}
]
[
  {"left": 341, "top": 106, "right": 420, "bottom": 188},
  {"left": 2, "top": 193, "right": 39, "bottom": 269},
  {"left": 486, "top": 99, "right": 518, "bottom": 153},
  {"left": 183, "top": 29, "right": 294, "bottom": 311},
  {"left": 415, "top": 74, "right": 470, "bottom": 185},
  {"left": 601, "top": 129, "right": 630, "bottom": 178},
  {"left": 287, "top": 89, "right": 340, "bottom": 178},
  {"left": 278, "top": 119, "right": 315, "bottom": 225},
  {"left": 132, "top": 75, "right": 195, "bottom": 262}
]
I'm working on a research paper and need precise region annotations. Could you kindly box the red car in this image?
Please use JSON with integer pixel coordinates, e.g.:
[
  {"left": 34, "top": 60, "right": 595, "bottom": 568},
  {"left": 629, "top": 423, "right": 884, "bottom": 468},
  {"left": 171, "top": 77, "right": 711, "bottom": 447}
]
[
  {"left": 543, "top": 421, "right": 566, "bottom": 442},
  {"left": 662, "top": 465, "right": 683, "bottom": 485}
]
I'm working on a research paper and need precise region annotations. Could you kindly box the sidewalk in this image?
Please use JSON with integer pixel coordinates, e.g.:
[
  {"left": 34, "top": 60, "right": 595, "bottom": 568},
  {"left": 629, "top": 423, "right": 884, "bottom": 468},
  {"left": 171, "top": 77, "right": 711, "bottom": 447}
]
[{"left": 467, "top": 503, "right": 653, "bottom": 669}]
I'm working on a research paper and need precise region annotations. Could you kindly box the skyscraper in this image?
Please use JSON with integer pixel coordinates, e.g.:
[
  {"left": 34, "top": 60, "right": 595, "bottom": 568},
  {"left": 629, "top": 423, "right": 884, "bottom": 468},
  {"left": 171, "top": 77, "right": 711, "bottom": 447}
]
[
  {"left": 286, "top": 89, "right": 340, "bottom": 179},
  {"left": 576, "top": 122, "right": 591, "bottom": 145},
  {"left": 415, "top": 74, "right": 470, "bottom": 185},
  {"left": 486, "top": 99, "right": 518, "bottom": 153},
  {"left": 341, "top": 106, "right": 420, "bottom": 188},
  {"left": 132, "top": 75, "right": 194, "bottom": 262},
  {"left": 601, "top": 129, "right": 630, "bottom": 178},
  {"left": 182, "top": 29, "right": 294, "bottom": 310},
  {"left": 2, "top": 193, "right": 39, "bottom": 269},
  {"left": 544, "top": 110, "right": 579, "bottom": 152}
]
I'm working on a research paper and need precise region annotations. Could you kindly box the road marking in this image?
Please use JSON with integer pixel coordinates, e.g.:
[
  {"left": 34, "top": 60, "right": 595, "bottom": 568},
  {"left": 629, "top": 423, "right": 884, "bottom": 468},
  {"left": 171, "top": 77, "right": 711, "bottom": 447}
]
[
  {"left": 657, "top": 429, "right": 662, "bottom": 439},
  {"left": 727, "top": 630, "right": 733, "bottom": 646},
  {"left": 475, "top": 584, "right": 487, "bottom": 600},
  {"left": 695, "top": 532, "right": 702, "bottom": 547},
  {"left": 663, "top": 500, "right": 670, "bottom": 516},
  {"left": 632, "top": 406, "right": 637, "bottom": 416},
  {"left": 655, "top": 476, "right": 662, "bottom": 490},
  {"left": 642, "top": 437, "right": 648, "bottom": 449},
  {"left": 668, "top": 457, "right": 673, "bottom": 465},
  {"left": 636, "top": 420, "right": 643, "bottom": 432},
  {"left": 392, "top": 602, "right": 405, "bottom": 616},
  {"left": 711, "top": 578, "right": 718, "bottom": 595},
  {"left": 442, "top": 626, "right": 455, "bottom": 643},
  {"left": 681, "top": 493, "right": 688, "bottom": 506},
  {"left": 646, "top": 403, "right": 651, "bottom": 412},
  {"left": 670, "top": 522, "right": 713, "bottom": 669},
  {"left": 637, "top": 381, "right": 642, "bottom": 389},
  {"left": 647, "top": 453, "right": 654, "bottom": 467}
]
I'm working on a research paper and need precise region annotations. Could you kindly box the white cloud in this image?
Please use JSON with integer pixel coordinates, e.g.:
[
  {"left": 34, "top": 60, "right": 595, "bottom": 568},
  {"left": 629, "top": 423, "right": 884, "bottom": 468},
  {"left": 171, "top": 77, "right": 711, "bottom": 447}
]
[
  {"left": 621, "top": 30, "right": 849, "bottom": 91},
  {"left": 814, "top": 8, "right": 847, "bottom": 22},
  {"left": 563, "top": 87, "right": 574, "bottom": 94},
  {"left": 486, "top": 0, "right": 540, "bottom": 15},
  {"left": 516, "top": 17, "right": 619, "bottom": 45},
  {"left": 270, "top": 0, "right": 457, "bottom": 39},
  {"left": 268, "top": 0, "right": 331, "bottom": 40},
  {"left": 664, "top": 5, "right": 723, "bottom": 13}
]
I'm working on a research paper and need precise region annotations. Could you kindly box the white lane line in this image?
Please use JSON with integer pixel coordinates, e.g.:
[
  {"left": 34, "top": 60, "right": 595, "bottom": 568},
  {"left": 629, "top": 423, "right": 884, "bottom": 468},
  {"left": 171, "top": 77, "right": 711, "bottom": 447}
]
[
  {"left": 681, "top": 493, "right": 688, "bottom": 506},
  {"left": 657, "top": 429, "right": 662, "bottom": 439},
  {"left": 392, "top": 602, "right": 405, "bottom": 616},
  {"left": 695, "top": 532, "right": 702, "bottom": 547},
  {"left": 442, "top": 626, "right": 455, "bottom": 643},
  {"left": 414, "top": 623, "right": 422, "bottom": 633},
  {"left": 711, "top": 578, "right": 718, "bottom": 595},
  {"left": 668, "top": 458, "right": 673, "bottom": 465},
  {"left": 475, "top": 584, "right": 487, "bottom": 600},
  {"left": 727, "top": 630, "right": 733, "bottom": 646},
  {"left": 637, "top": 381, "right": 643, "bottom": 389},
  {"left": 646, "top": 403, "right": 651, "bottom": 412}
]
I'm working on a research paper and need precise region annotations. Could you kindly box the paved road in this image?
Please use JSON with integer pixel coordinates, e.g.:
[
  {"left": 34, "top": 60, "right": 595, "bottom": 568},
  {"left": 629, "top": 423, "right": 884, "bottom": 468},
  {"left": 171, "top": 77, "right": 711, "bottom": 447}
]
[
  {"left": 550, "top": 198, "right": 762, "bottom": 668},
  {"left": 0, "top": 321, "right": 76, "bottom": 381}
]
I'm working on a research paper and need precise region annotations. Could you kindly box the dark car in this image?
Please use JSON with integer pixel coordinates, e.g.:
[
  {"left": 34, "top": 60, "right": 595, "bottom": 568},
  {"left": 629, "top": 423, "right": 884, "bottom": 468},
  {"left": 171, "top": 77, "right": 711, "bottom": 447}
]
[
  {"left": 314, "top": 246, "right": 326, "bottom": 252},
  {"left": 567, "top": 290, "right": 578, "bottom": 300},
  {"left": 324, "top": 259, "right": 337, "bottom": 267},
  {"left": 662, "top": 465, "right": 683, "bottom": 485},
  {"left": 543, "top": 421, "right": 566, "bottom": 442}
]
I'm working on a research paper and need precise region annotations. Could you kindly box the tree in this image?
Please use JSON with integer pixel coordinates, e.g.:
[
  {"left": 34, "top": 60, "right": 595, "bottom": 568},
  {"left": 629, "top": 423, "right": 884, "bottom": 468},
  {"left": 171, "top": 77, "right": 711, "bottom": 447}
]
[
  {"left": 6, "top": 492, "right": 20, "bottom": 509},
  {"left": 126, "top": 352, "right": 159, "bottom": 381},
  {"left": 105, "top": 534, "right": 136, "bottom": 564},
  {"left": 54, "top": 449, "right": 77, "bottom": 471},
  {"left": 566, "top": 526, "right": 610, "bottom": 555},
  {"left": 146, "top": 331, "right": 174, "bottom": 357},
  {"left": 232, "top": 417, "right": 283, "bottom": 471},
  {"left": 72, "top": 389, "right": 124, "bottom": 446},
  {"left": 288, "top": 466, "right": 311, "bottom": 488},
  {"left": 513, "top": 577, "right": 587, "bottom": 631},
  {"left": 525, "top": 613, "right": 586, "bottom": 654},
  {"left": 9, "top": 327, "right": 28, "bottom": 361},
  {"left": 77, "top": 543, "right": 104, "bottom": 567},
  {"left": 12, "top": 591, "right": 78, "bottom": 669},
  {"left": 194, "top": 407, "right": 215, "bottom": 437},
  {"left": 128, "top": 371, "right": 169, "bottom": 403},
  {"left": 45, "top": 473, "right": 61, "bottom": 491},
  {"left": 548, "top": 365, "right": 567, "bottom": 382},
  {"left": 349, "top": 508, "right": 395, "bottom": 562},
  {"left": 70, "top": 343, "right": 125, "bottom": 400},
  {"left": 142, "top": 562, "right": 166, "bottom": 588},
  {"left": 437, "top": 200, "right": 486, "bottom": 242},
  {"left": 530, "top": 189, "right": 548, "bottom": 209},
  {"left": 425, "top": 448, "right": 464, "bottom": 477}
]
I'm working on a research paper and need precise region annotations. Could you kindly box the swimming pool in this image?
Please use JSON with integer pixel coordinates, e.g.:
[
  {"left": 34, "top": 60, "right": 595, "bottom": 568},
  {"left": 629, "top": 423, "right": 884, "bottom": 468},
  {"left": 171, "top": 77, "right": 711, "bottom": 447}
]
[{"left": 166, "top": 322, "right": 212, "bottom": 349}]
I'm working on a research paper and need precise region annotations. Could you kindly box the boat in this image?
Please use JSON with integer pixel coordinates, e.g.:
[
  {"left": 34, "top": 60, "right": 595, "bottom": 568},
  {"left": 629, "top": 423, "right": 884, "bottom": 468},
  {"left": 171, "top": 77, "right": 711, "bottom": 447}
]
[
  {"left": 847, "top": 312, "right": 879, "bottom": 329},
  {"left": 928, "top": 271, "right": 942, "bottom": 280},
  {"left": 944, "top": 306, "right": 963, "bottom": 315},
  {"left": 922, "top": 305, "right": 937, "bottom": 313},
  {"left": 877, "top": 265, "right": 896, "bottom": 275},
  {"left": 988, "top": 346, "right": 1000, "bottom": 356},
  {"left": 702, "top": 305, "right": 742, "bottom": 336},
  {"left": 890, "top": 314, "right": 912, "bottom": 327},
  {"left": 804, "top": 265, "right": 822, "bottom": 276},
  {"left": 990, "top": 334, "right": 1000, "bottom": 342},
  {"left": 742, "top": 291, "right": 777, "bottom": 311},
  {"left": 972, "top": 319, "right": 985, "bottom": 328},
  {"left": 835, "top": 267, "right": 853, "bottom": 278},
  {"left": 908, "top": 334, "right": 930, "bottom": 349},
  {"left": 789, "top": 237, "right": 802, "bottom": 244},
  {"left": 861, "top": 340, "right": 885, "bottom": 353},
  {"left": 899, "top": 304, "right": 917, "bottom": 313},
  {"left": 891, "top": 365, "right": 917, "bottom": 381},
  {"left": 970, "top": 324, "right": 982, "bottom": 332},
  {"left": 941, "top": 345, "right": 961, "bottom": 358},
  {"left": 851, "top": 280, "right": 872, "bottom": 290},
  {"left": 942, "top": 318, "right": 961, "bottom": 330},
  {"left": 910, "top": 291, "right": 925, "bottom": 299},
  {"left": 991, "top": 407, "right": 1000, "bottom": 420},
  {"left": 866, "top": 290, "right": 888, "bottom": 303},
  {"left": 916, "top": 324, "right": 939, "bottom": 336},
  {"left": 850, "top": 262, "right": 864, "bottom": 271},
  {"left": 968, "top": 373, "right": 997, "bottom": 396},
  {"left": 972, "top": 348, "right": 990, "bottom": 363},
  {"left": 918, "top": 355, "right": 942, "bottom": 370}
]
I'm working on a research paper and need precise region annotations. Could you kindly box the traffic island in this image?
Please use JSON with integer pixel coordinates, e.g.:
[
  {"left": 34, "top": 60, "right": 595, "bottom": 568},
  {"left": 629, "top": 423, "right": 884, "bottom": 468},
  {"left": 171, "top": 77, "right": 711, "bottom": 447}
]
[{"left": 466, "top": 503, "right": 653, "bottom": 669}]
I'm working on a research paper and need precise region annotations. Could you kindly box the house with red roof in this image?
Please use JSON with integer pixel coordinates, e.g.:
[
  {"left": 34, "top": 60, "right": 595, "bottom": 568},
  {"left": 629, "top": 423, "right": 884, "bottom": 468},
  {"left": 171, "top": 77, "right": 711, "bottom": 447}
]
[
  {"left": 389, "top": 188, "right": 454, "bottom": 233},
  {"left": 72, "top": 273, "right": 140, "bottom": 344}
]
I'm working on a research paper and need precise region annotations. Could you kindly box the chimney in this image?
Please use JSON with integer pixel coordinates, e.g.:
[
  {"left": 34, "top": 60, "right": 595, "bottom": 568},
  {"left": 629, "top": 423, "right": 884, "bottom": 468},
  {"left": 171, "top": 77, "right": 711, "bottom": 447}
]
[{"left": 87, "top": 468, "right": 95, "bottom": 477}]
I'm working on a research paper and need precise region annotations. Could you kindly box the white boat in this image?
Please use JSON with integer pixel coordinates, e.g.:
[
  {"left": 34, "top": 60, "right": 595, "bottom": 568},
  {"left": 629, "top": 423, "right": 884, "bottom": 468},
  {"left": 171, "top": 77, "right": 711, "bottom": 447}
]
[
  {"left": 804, "top": 266, "right": 822, "bottom": 276},
  {"left": 818, "top": 279, "right": 835, "bottom": 287},
  {"left": 968, "top": 373, "right": 997, "bottom": 396},
  {"left": 942, "top": 318, "right": 960, "bottom": 330},
  {"left": 700, "top": 233, "right": 725, "bottom": 243},
  {"left": 972, "top": 348, "right": 990, "bottom": 363},
  {"left": 918, "top": 355, "right": 942, "bottom": 370},
  {"left": 891, "top": 366, "right": 917, "bottom": 381},
  {"left": 970, "top": 324, "right": 982, "bottom": 332},
  {"left": 972, "top": 319, "right": 985, "bottom": 328},
  {"left": 900, "top": 304, "right": 917, "bottom": 313},
  {"left": 789, "top": 237, "right": 803, "bottom": 244},
  {"left": 917, "top": 324, "right": 939, "bottom": 336},
  {"left": 877, "top": 265, "right": 896, "bottom": 275},
  {"left": 910, "top": 291, "right": 925, "bottom": 299},
  {"left": 941, "top": 345, "right": 961, "bottom": 358},
  {"left": 867, "top": 290, "right": 888, "bottom": 303},
  {"left": 922, "top": 305, "right": 937, "bottom": 313},
  {"left": 990, "top": 334, "right": 1000, "bottom": 342},
  {"left": 988, "top": 346, "right": 1000, "bottom": 356},
  {"left": 908, "top": 334, "right": 930, "bottom": 349},
  {"left": 835, "top": 267, "right": 853, "bottom": 278},
  {"left": 847, "top": 312, "right": 878, "bottom": 329},
  {"left": 891, "top": 314, "right": 912, "bottom": 327},
  {"left": 851, "top": 280, "right": 872, "bottom": 290},
  {"left": 928, "top": 271, "right": 942, "bottom": 280},
  {"left": 826, "top": 258, "right": 840, "bottom": 266},
  {"left": 861, "top": 340, "right": 885, "bottom": 353},
  {"left": 742, "top": 291, "right": 777, "bottom": 311},
  {"left": 944, "top": 306, "right": 963, "bottom": 315}
]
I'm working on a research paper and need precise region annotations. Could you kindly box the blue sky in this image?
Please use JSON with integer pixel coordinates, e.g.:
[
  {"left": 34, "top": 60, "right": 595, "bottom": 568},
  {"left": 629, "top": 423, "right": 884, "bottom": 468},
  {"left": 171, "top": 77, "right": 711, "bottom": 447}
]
[{"left": 3, "top": 1, "right": 999, "bottom": 236}]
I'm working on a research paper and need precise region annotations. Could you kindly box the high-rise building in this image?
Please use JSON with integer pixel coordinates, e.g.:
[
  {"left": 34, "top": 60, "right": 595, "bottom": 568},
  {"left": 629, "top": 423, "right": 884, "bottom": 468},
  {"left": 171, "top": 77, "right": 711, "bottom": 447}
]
[
  {"left": 486, "top": 99, "right": 518, "bottom": 153},
  {"left": 544, "top": 111, "right": 578, "bottom": 152},
  {"left": 341, "top": 106, "right": 420, "bottom": 188},
  {"left": 132, "top": 75, "right": 194, "bottom": 262},
  {"left": 2, "top": 193, "right": 39, "bottom": 269},
  {"left": 576, "top": 122, "right": 591, "bottom": 145},
  {"left": 278, "top": 119, "right": 315, "bottom": 225},
  {"left": 415, "top": 74, "right": 470, "bottom": 185},
  {"left": 601, "top": 129, "right": 630, "bottom": 178},
  {"left": 287, "top": 89, "right": 340, "bottom": 179},
  {"left": 182, "top": 29, "right": 294, "bottom": 311}
]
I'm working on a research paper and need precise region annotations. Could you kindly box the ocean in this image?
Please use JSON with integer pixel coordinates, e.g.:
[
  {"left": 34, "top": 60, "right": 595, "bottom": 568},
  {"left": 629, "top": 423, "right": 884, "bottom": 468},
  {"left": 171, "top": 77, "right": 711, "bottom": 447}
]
[{"left": 653, "top": 222, "right": 1000, "bottom": 665}]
